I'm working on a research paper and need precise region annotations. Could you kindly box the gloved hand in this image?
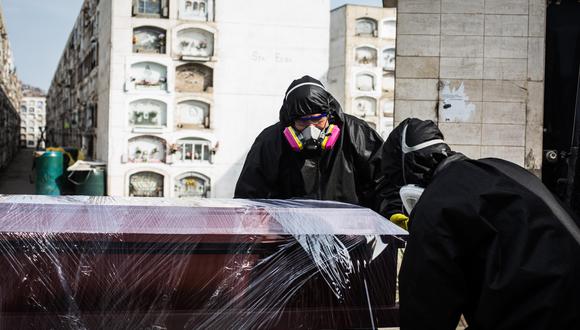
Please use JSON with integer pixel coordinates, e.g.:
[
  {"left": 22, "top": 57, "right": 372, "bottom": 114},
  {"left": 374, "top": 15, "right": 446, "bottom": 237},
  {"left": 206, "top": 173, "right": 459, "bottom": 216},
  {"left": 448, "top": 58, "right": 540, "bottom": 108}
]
[{"left": 389, "top": 213, "right": 409, "bottom": 231}]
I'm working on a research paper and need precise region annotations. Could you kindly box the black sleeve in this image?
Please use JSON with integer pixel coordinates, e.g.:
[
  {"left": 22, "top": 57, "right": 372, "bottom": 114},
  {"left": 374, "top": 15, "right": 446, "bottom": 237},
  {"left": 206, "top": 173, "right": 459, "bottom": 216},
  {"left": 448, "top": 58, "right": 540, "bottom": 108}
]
[
  {"left": 374, "top": 130, "right": 405, "bottom": 219},
  {"left": 343, "top": 115, "right": 384, "bottom": 209},
  {"left": 234, "top": 125, "right": 281, "bottom": 199}
]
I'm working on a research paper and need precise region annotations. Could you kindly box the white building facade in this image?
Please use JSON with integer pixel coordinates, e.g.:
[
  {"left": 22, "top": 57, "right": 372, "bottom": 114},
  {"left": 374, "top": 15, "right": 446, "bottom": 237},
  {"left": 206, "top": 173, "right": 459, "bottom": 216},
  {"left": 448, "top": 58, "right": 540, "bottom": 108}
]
[
  {"left": 328, "top": 5, "right": 397, "bottom": 139},
  {"left": 0, "top": 6, "right": 21, "bottom": 168},
  {"left": 48, "top": 0, "right": 330, "bottom": 198},
  {"left": 19, "top": 86, "right": 47, "bottom": 149}
]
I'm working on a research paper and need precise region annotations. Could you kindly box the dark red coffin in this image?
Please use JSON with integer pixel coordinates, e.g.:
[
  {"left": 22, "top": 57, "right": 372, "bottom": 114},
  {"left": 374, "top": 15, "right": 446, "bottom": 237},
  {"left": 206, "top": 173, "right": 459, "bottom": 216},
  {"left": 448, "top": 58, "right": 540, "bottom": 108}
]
[{"left": 0, "top": 196, "right": 407, "bottom": 329}]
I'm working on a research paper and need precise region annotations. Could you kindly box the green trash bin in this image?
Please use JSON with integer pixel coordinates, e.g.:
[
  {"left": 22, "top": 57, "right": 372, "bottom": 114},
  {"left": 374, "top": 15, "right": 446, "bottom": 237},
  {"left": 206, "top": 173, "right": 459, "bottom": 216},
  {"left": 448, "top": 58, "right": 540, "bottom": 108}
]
[
  {"left": 67, "top": 161, "right": 106, "bottom": 196},
  {"left": 35, "top": 151, "right": 64, "bottom": 195}
]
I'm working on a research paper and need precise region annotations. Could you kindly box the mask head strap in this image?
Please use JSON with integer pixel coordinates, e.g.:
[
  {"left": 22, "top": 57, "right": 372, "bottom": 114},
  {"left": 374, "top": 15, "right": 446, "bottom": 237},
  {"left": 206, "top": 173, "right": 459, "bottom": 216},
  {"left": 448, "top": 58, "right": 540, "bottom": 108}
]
[{"left": 401, "top": 124, "right": 445, "bottom": 154}]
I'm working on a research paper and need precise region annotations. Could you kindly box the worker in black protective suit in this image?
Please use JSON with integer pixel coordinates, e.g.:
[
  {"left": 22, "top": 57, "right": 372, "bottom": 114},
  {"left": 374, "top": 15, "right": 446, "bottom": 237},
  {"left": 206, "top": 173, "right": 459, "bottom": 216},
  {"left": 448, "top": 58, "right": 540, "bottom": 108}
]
[
  {"left": 234, "top": 75, "right": 383, "bottom": 207},
  {"left": 379, "top": 118, "right": 580, "bottom": 330}
]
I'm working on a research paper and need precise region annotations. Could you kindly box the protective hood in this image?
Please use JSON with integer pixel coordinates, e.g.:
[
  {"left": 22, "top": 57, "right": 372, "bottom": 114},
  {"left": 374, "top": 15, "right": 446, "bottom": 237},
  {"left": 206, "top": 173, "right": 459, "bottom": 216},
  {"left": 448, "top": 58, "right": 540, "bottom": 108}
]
[
  {"left": 279, "top": 76, "right": 344, "bottom": 126},
  {"left": 382, "top": 118, "right": 452, "bottom": 187},
  {"left": 376, "top": 118, "right": 459, "bottom": 218}
]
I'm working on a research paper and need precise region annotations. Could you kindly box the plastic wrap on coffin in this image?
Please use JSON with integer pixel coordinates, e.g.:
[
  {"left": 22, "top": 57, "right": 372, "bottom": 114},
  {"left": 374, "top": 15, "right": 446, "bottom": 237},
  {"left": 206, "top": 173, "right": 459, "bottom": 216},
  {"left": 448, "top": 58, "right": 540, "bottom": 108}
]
[{"left": 0, "top": 196, "right": 407, "bottom": 329}]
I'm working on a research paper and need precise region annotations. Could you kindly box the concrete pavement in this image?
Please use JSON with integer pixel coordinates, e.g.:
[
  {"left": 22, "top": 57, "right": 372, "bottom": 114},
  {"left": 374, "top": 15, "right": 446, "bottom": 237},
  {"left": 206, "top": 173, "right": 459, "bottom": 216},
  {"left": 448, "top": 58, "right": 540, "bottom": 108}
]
[{"left": 0, "top": 148, "right": 36, "bottom": 194}]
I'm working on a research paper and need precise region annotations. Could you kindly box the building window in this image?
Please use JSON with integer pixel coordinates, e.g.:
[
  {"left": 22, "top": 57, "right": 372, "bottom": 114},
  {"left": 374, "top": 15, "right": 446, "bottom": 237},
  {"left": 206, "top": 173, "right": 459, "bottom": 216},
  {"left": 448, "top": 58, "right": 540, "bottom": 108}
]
[
  {"left": 20, "top": 127, "right": 26, "bottom": 134},
  {"left": 177, "top": 100, "right": 210, "bottom": 128},
  {"left": 382, "top": 48, "right": 396, "bottom": 72},
  {"left": 175, "top": 172, "right": 210, "bottom": 198},
  {"left": 353, "top": 97, "right": 377, "bottom": 118},
  {"left": 128, "top": 136, "right": 167, "bottom": 163},
  {"left": 175, "top": 28, "right": 214, "bottom": 59},
  {"left": 174, "top": 138, "right": 211, "bottom": 162},
  {"left": 355, "top": 46, "right": 377, "bottom": 67},
  {"left": 356, "top": 73, "right": 375, "bottom": 92},
  {"left": 355, "top": 18, "right": 378, "bottom": 37},
  {"left": 29, "top": 107, "right": 35, "bottom": 113},
  {"left": 130, "top": 62, "right": 168, "bottom": 91},
  {"left": 133, "top": 0, "right": 168, "bottom": 18},
  {"left": 175, "top": 63, "right": 213, "bottom": 93},
  {"left": 129, "top": 99, "right": 167, "bottom": 128},
  {"left": 27, "top": 140, "right": 35, "bottom": 146},
  {"left": 179, "top": 0, "right": 212, "bottom": 21},
  {"left": 20, "top": 106, "right": 26, "bottom": 113},
  {"left": 129, "top": 171, "right": 164, "bottom": 197},
  {"left": 133, "top": 26, "right": 166, "bottom": 54}
]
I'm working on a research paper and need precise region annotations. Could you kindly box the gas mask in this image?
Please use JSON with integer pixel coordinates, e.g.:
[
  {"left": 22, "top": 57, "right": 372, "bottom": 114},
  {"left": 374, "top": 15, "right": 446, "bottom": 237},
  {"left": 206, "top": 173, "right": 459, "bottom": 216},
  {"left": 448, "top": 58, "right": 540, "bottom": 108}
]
[{"left": 283, "top": 124, "right": 341, "bottom": 157}]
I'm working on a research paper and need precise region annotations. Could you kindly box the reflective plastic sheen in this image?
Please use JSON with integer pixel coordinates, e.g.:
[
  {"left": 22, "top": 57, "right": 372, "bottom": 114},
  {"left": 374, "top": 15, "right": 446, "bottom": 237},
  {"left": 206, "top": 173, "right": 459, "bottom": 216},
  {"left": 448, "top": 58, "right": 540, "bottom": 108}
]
[{"left": 0, "top": 196, "right": 407, "bottom": 329}]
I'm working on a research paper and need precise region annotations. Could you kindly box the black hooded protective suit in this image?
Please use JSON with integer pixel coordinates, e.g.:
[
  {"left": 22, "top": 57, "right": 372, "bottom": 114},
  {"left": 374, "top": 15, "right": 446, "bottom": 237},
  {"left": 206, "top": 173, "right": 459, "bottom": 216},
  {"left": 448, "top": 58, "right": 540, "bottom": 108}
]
[
  {"left": 380, "top": 118, "right": 580, "bottom": 330},
  {"left": 234, "top": 76, "right": 383, "bottom": 208}
]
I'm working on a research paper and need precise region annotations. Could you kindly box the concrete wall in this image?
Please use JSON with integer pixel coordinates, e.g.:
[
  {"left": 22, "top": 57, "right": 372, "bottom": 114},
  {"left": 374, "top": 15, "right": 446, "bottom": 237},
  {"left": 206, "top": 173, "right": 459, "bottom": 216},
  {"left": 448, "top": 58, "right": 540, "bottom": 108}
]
[
  {"left": 98, "top": 0, "right": 113, "bottom": 164},
  {"left": 394, "top": 0, "right": 546, "bottom": 174}
]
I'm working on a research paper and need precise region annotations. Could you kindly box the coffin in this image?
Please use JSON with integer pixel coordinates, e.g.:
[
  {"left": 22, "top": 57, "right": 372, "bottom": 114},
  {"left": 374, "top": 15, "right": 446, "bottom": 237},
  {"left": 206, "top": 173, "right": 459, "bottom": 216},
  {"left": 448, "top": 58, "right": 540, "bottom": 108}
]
[{"left": 0, "top": 196, "right": 407, "bottom": 329}]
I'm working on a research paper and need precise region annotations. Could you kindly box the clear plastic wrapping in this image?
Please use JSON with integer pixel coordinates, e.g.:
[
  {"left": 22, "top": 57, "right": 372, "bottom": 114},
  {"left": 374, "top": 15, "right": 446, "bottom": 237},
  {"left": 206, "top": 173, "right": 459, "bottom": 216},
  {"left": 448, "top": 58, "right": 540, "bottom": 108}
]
[{"left": 0, "top": 195, "right": 407, "bottom": 329}]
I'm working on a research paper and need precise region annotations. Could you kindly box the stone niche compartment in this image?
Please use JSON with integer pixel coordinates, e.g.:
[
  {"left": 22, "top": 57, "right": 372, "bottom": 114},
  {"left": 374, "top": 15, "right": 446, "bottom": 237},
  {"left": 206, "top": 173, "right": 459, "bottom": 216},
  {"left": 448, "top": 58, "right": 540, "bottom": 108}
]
[
  {"left": 133, "top": 26, "right": 166, "bottom": 54},
  {"left": 356, "top": 73, "right": 376, "bottom": 92},
  {"left": 129, "top": 99, "right": 168, "bottom": 128},
  {"left": 130, "top": 62, "right": 168, "bottom": 91},
  {"left": 355, "top": 46, "right": 378, "bottom": 67},
  {"left": 382, "top": 48, "right": 396, "bottom": 72},
  {"left": 173, "top": 137, "right": 211, "bottom": 163},
  {"left": 177, "top": 100, "right": 210, "bottom": 129},
  {"left": 175, "top": 28, "right": 214, "bottom": 60},
  {"left": 174, "top": 171, "right": 210, "bottom": 198},
  {"left": 355, "top": 18, "right": 377, "bottom": 37},
  {"left": 382, "top": 19, "right": 396, "bottom": 39},
  {"left": 353, "top": 97, "right": 377, "bottom": 118},
  {"left": 128, "top": 135, "right": 167, "bottom": 163},
  {"left": 382, "top": 71, "right": 395, "bottom": 98},
  {"left": 132, "top": 0, "right": 169, "bottom": 18},
  {"left": 179, "top": 0, "right": 213, "bottom": 21},
  {"left": 129, "top": 171, "right": 164, "bottom": 197},
  {"left": 175, "top": 63, "right": 213, "bottom": 93}
]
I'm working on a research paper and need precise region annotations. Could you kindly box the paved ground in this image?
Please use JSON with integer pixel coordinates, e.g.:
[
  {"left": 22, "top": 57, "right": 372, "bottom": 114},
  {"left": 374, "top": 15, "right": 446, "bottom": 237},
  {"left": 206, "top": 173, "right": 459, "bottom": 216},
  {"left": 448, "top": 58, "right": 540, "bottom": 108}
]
[{"left": 0, "top": 148, "right": 36, "bottom": 195}]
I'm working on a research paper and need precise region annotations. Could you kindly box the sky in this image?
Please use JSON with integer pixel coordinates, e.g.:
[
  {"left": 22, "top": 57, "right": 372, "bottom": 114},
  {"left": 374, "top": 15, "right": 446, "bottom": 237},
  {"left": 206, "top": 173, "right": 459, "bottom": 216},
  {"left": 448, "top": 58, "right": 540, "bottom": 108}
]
[{"left": 1, "top": 0, "right": 381, "bottom": 91}]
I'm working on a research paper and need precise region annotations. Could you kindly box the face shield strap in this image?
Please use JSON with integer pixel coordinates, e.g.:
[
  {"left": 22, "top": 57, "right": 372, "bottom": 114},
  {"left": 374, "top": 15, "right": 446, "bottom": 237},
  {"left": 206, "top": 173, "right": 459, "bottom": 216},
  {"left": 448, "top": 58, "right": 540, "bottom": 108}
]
[
  {"left": 400, "top": 124, "right": 446, "bottom": 185},
  {"left": 401, "top": 125, "right": 446, "bottom": 154}
]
